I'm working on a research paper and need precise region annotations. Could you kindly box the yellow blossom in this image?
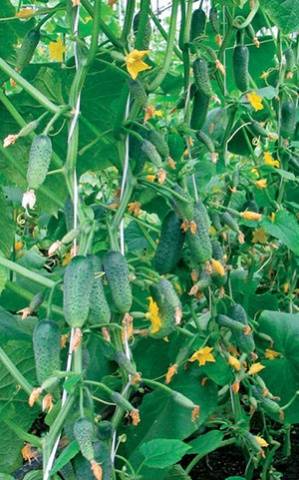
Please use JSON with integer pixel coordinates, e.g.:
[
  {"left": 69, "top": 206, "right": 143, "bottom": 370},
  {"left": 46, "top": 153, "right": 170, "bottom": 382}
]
[
  {"left": 15, "top": 240, "right": 23, "bottom": 251},
  {"left": 264, "top": 151, "right": 280, "bottom": 168},
  {"left": 210, "top": 258, "right": 225, "bottom": 277},
  {"left": 128, "top": 201, "right": 141, "bottom": 217},
  {"left": 144, "top": 105, "right": 163, "bottom": 122},
  {"left": 49, "top": 37, "right": 66, "bottom": 62},
  {"left": 248, "top": 362, "right": 265, "bottom": 375},
  {"left": 255, "top": 435, "right": 269, "bottom": 448},
  {"left": 228, "top": 355, "right": 241, "bottom": 371},
  {"left": 16, "top": 8, "right": 35, "bottom": 18},
  {"left": 125, "top": 50, "right": 151, "bottom": 80},
  {"left": 91, "top": 461, "right": 103, "bottom": 480},
  {"left": 270, "top": 212, "right": 276, "bottom": 222},
  {"left": 252, "top": 228, "right": 267, "bottom": 244},
  {"left": 260, "top": 71, "right": 269, "bottom": 80},
  {"left": 165, "top": 364, "right": 178, "bottom": 384},
  {"left": 146, "top": 174, "right": 156, "bottom": 182},
  {"left": 189, "top": 346, "right": 216, "bottom": 366},
  {"left": 21, "top": 443, "right": 38, "bottom": 462},
  {"left": 240, "top": 211, "right": 262, "bottom": 221},
  {"left": 147, "top": 297, "right": 161, "bottom": 334},
  {"left": 255, "top": 178, "right": 267, "bottom": 189},
  {"left": 247, "top": 91, "right": 264, "bottom": 111},
  {"left": 265, "top": 348, "right": 280, "bottom": 360},
  {"left": 251, "top": 167, "right": 259, "bottom": 177}
]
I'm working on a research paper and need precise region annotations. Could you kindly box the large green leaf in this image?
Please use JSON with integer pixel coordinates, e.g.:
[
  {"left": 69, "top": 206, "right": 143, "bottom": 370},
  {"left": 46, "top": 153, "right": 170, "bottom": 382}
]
[
  {"left": 139, "top": 439, "right": 190, "bottom": 469},
  {"left": 260, "top": 0, "right": 299, "bottom": 33},
  {"left": 258, "top": 310, "right": 299, "bottom": 423},
  {"left": 262, "top": 210, "right": 299, "bottom": 255},
  {"left": 188, "top": 430, "right": 224, "bottom": 456}
]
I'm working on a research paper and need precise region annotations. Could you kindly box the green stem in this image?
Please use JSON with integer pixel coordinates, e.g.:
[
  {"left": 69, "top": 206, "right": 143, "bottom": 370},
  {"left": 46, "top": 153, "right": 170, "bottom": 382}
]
[
  {"left": 0, "top": 58, "right": 62, "bottom": 114},
  {"left": 148, "top": 0, "right": 179, "bottom": 91},
  {"left": 6, "top": 281, "right": 64, "bottom": 317},
  {"left": 4, "top": 419, "right": 42, "bottom": 448},
  {"left": 0, "top": 345, "right": 34, "bottom": 396},
  {"left": 121, "top": 0, "right": 136, "bottom": 45},
  {"left": 135, "top": 0, "right": 150, "bottom": 50},
  {"left": 149, "top": 9, "right": 182, "bottom": 60},
  {"left": 233, "top": 1, "right": 260, "bottom": 29},
  {"left": 0, "top": 257, "right": 55, "bottom": 288}
]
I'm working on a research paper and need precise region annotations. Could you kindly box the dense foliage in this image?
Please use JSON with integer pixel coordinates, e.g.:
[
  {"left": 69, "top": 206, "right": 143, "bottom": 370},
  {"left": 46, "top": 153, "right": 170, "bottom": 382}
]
[{"left": 0, "top": 1, "right": 299, "bottom": 479}]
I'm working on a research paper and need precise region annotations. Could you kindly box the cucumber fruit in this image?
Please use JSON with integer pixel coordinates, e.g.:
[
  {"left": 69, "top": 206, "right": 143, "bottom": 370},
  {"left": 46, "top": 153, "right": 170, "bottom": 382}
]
[
  {"left": 280, "top": 99, "right": 296, "bottom": 139},
  {"left": 191, "top": 90, "right": 210, "bottom": 131},
  {"left": 16, "top": 29, "right": 40, "bottom": 71},
  {"left": 233, "top": 45, "right": 249, "bottom": 92},
  {"left": 133, "top": 11, "right": 152, "bottom": 50},
  {"left": 33, "top": 319, "right": 60, "bottom": 386},
  {"left": 150, "top": 278, "right": 182, "bottom": 338},
  {"left": 190, "top": 8, "right": 206, "bottom": 41},
  {"left": 73, "top": 417, "right": 95, "bottom": 462},
  {"left": 187, "top": 202, "right": 212, "bottom": 264},
  {"left": 154, "top": 211, "right": 185, "bottom": 274},
  {"left": 103, "top": 251, "right": 132, "bottom": 314},
  {"left": 231, "top": 304, "right": 255, "bottom": 354},
  {"left": 193, "top": 58, "right": 213, "bottom": 96},
  {"left": 27, "top": 135, "right": 52, "bottom": 190},
  {"left": 88, "top": 256, "right": 111, "bottom": 325}
]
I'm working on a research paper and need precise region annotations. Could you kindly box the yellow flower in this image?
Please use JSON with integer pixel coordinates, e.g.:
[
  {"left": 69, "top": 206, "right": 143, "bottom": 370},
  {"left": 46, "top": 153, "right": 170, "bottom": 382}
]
[
  {"left": 146, "top": 174, "right": 156, "bottom": 182},
  {"left": 16, "top": 8, "right": 35, "bottom": 18},
  {"left": 147, "top": 297, "right": 161, "bottom": 334},
  {"left": 270, "top": 212, "right": 276, "bottom": 222},
  {"left": 189, "top": 346, "right": 216, "bottom": 366},
  {"left": 247, "top": 91, "right": 264, "bottom": 111},
  {"left": 260, "top": 71, "right": 269, "bottom": 80},
  {"left": 264, "top": 151, "right": 280, "bottom": 168},
  {"left": 49, "top": 37, "right": 66, "bottom": 62},
  {"left": 125, "top": 49, "right": 151, "bottom": 80},
  {"left": 228, "top": 355, "right": 241, "bottom": 371},
  {"left": 128, "top": 201, "right": 141, "bottom": 217},
  {"left": 251, "top": 167, "right": 259, "bottom": 177},
  {"left": 252, "top": 228, "right": 267, "bottom": 244},
  {"left": 255, "top": 435, "right": 269, "bottom": 448},
  {"left": 240, "top": 211, "right": 262, "bottom": 221},
  {"left": 144, "top": 105, "right": 163, "bottom": 122},
  {"left": 15, "top": 240, "right": 23, "bottom": 251},
  {"left": 210, "top": 258, "right": 225, "bottom": 277},
  {"left": 265, "top": 348, "right": 280, "bottom": 360},
  {"left": 165, "top": 363, "right": 178, "bottom": 384},
  {"left": 255, "top": 179, "right": 267, "bottom": 189},
  {"left": 248, "top": 362, "right": 265, "bottom": 375}
]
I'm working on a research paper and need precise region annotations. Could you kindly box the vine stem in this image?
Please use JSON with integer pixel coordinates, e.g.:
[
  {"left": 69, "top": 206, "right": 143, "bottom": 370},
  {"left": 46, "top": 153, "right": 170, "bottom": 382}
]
[{"left": 0, "top": 256, "right": 55, "bottom": 288}]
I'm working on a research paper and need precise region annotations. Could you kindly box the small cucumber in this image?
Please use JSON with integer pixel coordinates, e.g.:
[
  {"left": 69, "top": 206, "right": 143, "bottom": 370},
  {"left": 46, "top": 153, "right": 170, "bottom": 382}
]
[
  {"left": 103, "top": 251, "right": 132, "bottom": 314},
  {"left": 16, "top": 29, "right": 40, "bottom": 71},
  {"left": 284, "top": 47, "right": 296, "bottom": 73},
  {"left": 193, "top": 58, "right": 213, "bottom": 96},
  {"left": 233, "top": 45, "right": 249, "bottom": 92},
  {"left": 73, "top": 440, "right": 112, "bottom": 480},
  {"left": 248, "top": 120, "right": 268, "bottom": 138},
  {"left": 154, "top": 211, "right": 185, "bottom": 274},
  {"left": 133, "top": 11, "right": 152, "bottom": 50},
  {"left": 150, "top": 278, "right": 182, "bottom": 338},
  {"left": 187, "top": 203, "right": 212, "bottom": 264},
  {"left": 147, "top": 129, "right": 169, "bottom": 159},
  {"left": 73, "top": 417, "right": 95, "bottom": 462},
  {"left": 88, "top": 256, "right": 111, "bottom": 326},
  {"left": 231, "top": 304, "right": 255, "bottom": 354},
  {"left": 196, "top": 130, "right": 215, "bottom": 153},
  {"left": 280, "top": 99, "right": 296, "bottom": 139},
  {"left": 63, "top": 256, "right": 94, "bottom": 328},
  {"left": 190, "top": 8, "right": 206, "bottom": 41},
  {"left": 221, "top": 211, "right": 240, "bottom": 233},
  {"left": 209, "top": 6, "right": 220, "bottom": 33},
  {"left": 173, "top": 184, "right": 194, "bottom": 221},
  {"left": 33, "top": 319, "right": 60, "bottom": 387},
  {"left": 211, "top": 239, "right": 224, "bottom": 261},
  {"left": 167, "top": 133, "right": 185, "bottom": 162},
  {"left": 141, "top": 139, "right": 163, "bottom": 167},
  {"left": 128, "top": 79, "right": 147, "bottom": 109},
  {"left": 27, "top": 135, "right": 52, "bottom": 190},
  {"left": 190, "top": 90, "right": 210, "bottom": 130}
]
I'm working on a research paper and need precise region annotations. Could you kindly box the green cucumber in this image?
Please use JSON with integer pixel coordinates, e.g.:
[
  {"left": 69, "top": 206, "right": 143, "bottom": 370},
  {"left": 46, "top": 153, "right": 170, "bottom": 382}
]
[
  {"left": 27, "top": 135, "right": 52, "bottom": 190},
  {"left": 147, "top": 129, "right": 169, "bottom": 159},
  {"left": 187, "top": 203, "right": 212, "bottom": 264},
  {"left": 221, "top": 211, "right": 239, "bottom": 233},
  {"left": 73, "top": 440, "right": 112, "bottom": 480},
  {"left": 193, "top": 58, "right": 213, "bottom": 96},
  {"left": 128, "top": 79, "right": 147, "bottom": 108},
  {"left": 280, "top": 99, "right": 296, "bottom": 138},
  {"left": 210, "top": 211, "right": 222, "bottom": 231},
  {"left": 248, "top": 120, "right": 268, "bottom": 138},
  {"left": 231, "top": 304, "right": 255, "bottom": 354},
  {"left": 141, "top": 139, "right": 163, "bottom": 167},
  {"left": 190, "top": 90, "right": 210, "bottom": 130},
  {"left": 211, "top": 239, "right": 224, "bottom": 261},
  {"left": 150, "top": 278, "right": 182, "bottom": 338},
  {"left": 209, "top": 6, "right": 220, "bottom": 33},
  {"left": 190, "top": 8, "right": 206, "bottom": 41},
  {"left": 252, "top": 387, "right": 281, "bottom": 417},
  {"left": 16, "top": 29, "right": 40, "bottom": 71},
  {"left": 73, "top": 417, "right": 95, "bottom": 462},
  {"left": 133, "top": 11, "right": 152, "bottom": 50},
  {"left": 33, "top": 319, "right": 60, "bottom": 387},
  {"left": 233, "top": 45, "right": 249, "bottom": 92},
  {"left": 88, "top": 256, "right": 111, "bottom": 326},
  {"left": 63, "top": 256, "right": 94, "bottom": 328},
  {"left": 103, "top": 251, "right": 132, "bottom": 314},
  {"left": 173, "top": 184, "right": 194, "bottom": 221},
  {"left": 154, "top": 211, "right": 185, "bottom": 274},
  {"left": 196, "top": 129, "right": 215, "bottom": 153},
  {"left": 284, "top": 47, "right": 296, "bottom": 72},
  {"left": 167, "top": 133, "right": 185, "bottom": 162}
]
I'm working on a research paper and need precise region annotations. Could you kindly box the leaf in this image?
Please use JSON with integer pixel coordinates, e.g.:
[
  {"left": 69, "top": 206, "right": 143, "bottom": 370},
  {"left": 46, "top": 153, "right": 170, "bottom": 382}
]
[
  {"left": 139, "top": 439, "right": 190, "bottom": 469},
  {"left": 188, "top": 430, "right": 224, "bottom": 456},
  {"left": 0, "top": 475, "right": 14, "bottom": 480},
  {"left": 262, "top": 209, "right": 299, "bottom": 255},
  {"left": 51, "top": 440, "right": 80, "bottom": 475},
  {"left": 260, "top": 0, "right": 299, "bottom": 33},
  {"left": 226, "top": 477, "right": 246, "bottom": 480},
  {"left": 258, "top": 310, "right": 299, "bottom": 423},
  {"left": 0, "top": 191, "right": 15, "bottom": 257},
  {"left": 164, "top": 465, "right": 191, "bottom": 479}
]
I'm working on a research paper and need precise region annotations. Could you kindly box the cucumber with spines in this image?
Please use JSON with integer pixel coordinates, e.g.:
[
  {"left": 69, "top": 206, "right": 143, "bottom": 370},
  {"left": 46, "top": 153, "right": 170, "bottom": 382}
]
[
  {"left": 103, "top": 251, "right": 132, "bottom": 314},
  {"left": 187, "top": 203, "right": 212, "bottom": 264},
  {"left": 172, "top": 184, "right": 194, "bottom": 221},
  {"left": 233, "top": 45, "right": 250, "bottom": 92},
  {"left": 193, "top": 58, "right": 213, "bottom": 96},
  {"left": 73, "top": 417, "right": 95, "bottom": 462},
  {"left": 190, "top": 8, "right": 206, "bottom": 41},
  {"left": 150, "top": 278, "right": 182, "bottom": 338},
  {"left": 27, "top": 135, "right": 52, "bottom": 190},
  {"left": 33, "top": 319, "right": 60, "bottom": 387},
  {"left": 128, "top": 79, "right": 147, "bottom": 108},
  {"left": 209, "top": 6, "right": 220, "bottom": 33},
  {"left": 154, "top": 211, "right": 185, "bottom": 274},
  {"left": 231, "top": 304, "right": 255, "bottom": 354},
  {"left": 190, "top": 90, "right": 210, "bottom": 130},
  {"left": 141, "top": 139, "right": 163, "bottom": 167},
  {"left": 221, "top": 211, "right": 240, "bottom": 233},
  {"left": 147, "top": 129, "right": 170, "bottom": 159},
  {"left": 88, "top": 256, "right": 111, "bottom": 325},
  {"left": 280, "top": 99, "right": 296, "bottom": 138},
  {"left": 212, "top": 239, "right": 224, "bottom": 261},
  {"left": 133, "top": 10, "right": 152, "bottom": 50},
  {"left": 16, "top": 29, "right": 40, "bottom": 71}
]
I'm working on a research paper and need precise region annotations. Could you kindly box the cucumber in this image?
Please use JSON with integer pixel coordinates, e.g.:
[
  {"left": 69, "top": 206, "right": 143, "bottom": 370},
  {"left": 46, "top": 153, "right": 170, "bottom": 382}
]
[
  {"left": 103, "top": 251, "right": 132, "bottom": 314},
  {"left": 210, "top": 211, "right": 222, "bottom": 231},
  {"left": 167, "top": 133, "right": 185, "bottom": 162},
  {"left": 128, "top": 79, "right": 147, "bottom": 108},
  {"left": 190, "top": 90, "right": 210, "bottom": 130},
  {"left": 16, "top": 29, "right": 40, "bottom": 71},
  {"left": 280, "top": 99, "right": 296, "bottom": 138},
  {"left": 27, "top": 135, "right": 52, "bottom": 190},
  {"left": 187, "top": 203, "right": 212, "bottom": 264},
  {"left": 147, "top": 129, "right": 170, "bottom": 159},
  {"left": 150, "top": 278, "right": 182, "bottom": 338},
  {"left": 193, "top": 58, "right": 213, "bottom": 96},
  {"left": 211, "top": 239, "right": 224, "bottom": 261},
  {"left": 73, "top": 440, "right": 112, "bottom": 480},
  {"left": 73, "top": 417, "right": 95, "bottom": 462},
  {"left": 231, "top": 304, "right": 255, "bottom": 354},
  {"left": 190, "top": 8, "right": 206, "bottom": 41},
  {"left": 154, "top": 211, "right": 185, "bottom": 274},
  {"left": 141, "top": 139, "right": 163, "bottom": 167},
  {"left": 284, "top": 47, "right": 296, "bottom": 73},
  {"left": 196, "top": 130, "right": 215, "bottom": 153},
  {"left": 252, "top": 387, "right": 282, "bottom": 417},
  {"left": 63, "top": 256, "right": 94, "bottom": 328},
  {"left": 221, "top": 211, "right": 239, "bottom": 233},
  {"left": 195, "top": 199, "right": 211, "bottom": 230},
  {"left": 233, "top": 45, "right": 249, "bottom": 92},
  {"left": 173, "top": 184, "right": 194, "bottom": 221},
  {"left": 248, "top": 120, "right": 268, "bottom": 138},
  {"left": 33, "top": 319, "right": 60, "bottom": 387},
  {"left": 209, "top": 6, "right": 219, "bottom": 33},
  {"left": 133, "top": 11, "right": 152, "bottom": 50},
  {"left": 88, "top": 256, "right": 111, "bottom": 326}
]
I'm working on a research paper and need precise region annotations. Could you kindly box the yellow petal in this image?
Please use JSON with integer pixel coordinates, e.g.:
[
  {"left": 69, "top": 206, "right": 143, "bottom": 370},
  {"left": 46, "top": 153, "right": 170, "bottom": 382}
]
[
  {"left": 255, "top": 435, "right": 269, "bottom": 448},
  {"left": 211, "top": 258, "right": 225, "bottom": 276},
  {"left": 189, "top": 346, "right": 216, "bottom": 366},
  {"left": 125, "top": 50, "right": 151, "bottom": 80},
  {"left": 255, "top": 179, "right": 267, "bottom": 189},
  {"left": 49, "top": 37, "right": 66, "bottom": 62},
  {"left": 228, "top": 355, "right": 241, "bottom": 371},
  {"left": 252, "top": 228, "right": 267, "bottom": 244},
  {"left": 264, "top": 151, "right": 280, "bottom": 168},
  {"left": 248, "top": 362, "right": 265, "bottom": 375},
  {"left": 264, "top": 348, "right": 280, "bottom": 360},
  {"left": 16, "top": 8, "right": 35, "bottom": 18},
  {"left": 247, "top": 91, "right": 264, "bottom": 111},
  {"left": 147, "top": 297, "right": 162, "bottom": 334},
  {"left": 241, "top": 211, "right": 262, "bottom": 221}
]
